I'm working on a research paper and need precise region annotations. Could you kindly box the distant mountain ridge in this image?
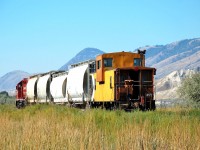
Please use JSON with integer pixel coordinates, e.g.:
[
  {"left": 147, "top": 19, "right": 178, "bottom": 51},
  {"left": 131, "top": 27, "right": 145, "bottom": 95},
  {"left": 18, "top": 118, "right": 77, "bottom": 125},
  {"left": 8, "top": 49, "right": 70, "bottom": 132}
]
[
  {"left": 0, "top": 70, "right": 30, "bottom": 94},
  {"left": 59, "top": 48, "right": 105, "bottom": 70},
  {"left": 141, "top": 38, "right": 200, "bottom": 78},
  {"left": 1, "top": 38, "right": 200, "bottom": 96}
]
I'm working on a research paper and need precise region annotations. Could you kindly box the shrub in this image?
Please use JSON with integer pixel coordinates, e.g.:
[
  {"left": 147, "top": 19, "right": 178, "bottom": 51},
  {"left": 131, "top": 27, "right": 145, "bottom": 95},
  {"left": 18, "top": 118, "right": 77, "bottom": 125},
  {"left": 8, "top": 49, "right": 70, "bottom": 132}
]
[
  {"left": 0, "top": 91, "right": 15, "bottom": 104},
  {"left": 178, "top": 73, "right": 200, "bottom": 108}
]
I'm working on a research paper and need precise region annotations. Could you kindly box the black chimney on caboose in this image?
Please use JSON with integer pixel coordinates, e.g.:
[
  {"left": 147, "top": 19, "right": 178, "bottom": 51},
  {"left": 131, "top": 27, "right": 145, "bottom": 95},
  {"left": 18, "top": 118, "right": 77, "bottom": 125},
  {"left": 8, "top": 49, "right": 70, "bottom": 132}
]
[
  {"left": 137, "top": 49, "right": 146, "bottom": 66},
  {"left": 137, "top": 49, "right": 146, "bottom": 55}
]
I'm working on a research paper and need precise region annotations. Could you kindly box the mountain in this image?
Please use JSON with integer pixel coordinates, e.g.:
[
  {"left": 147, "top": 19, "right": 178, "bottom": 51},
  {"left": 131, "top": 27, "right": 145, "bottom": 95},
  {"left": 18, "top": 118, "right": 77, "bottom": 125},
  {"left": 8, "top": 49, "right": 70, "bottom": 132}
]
[
  {"left": 141, "top": 38, "right": 200, "bottom": 78},
  {"left": 0, "top": 70, "right": 30, "bottom": 95},
  {"left": 2, "top": 38, "right": 200, "bottom": 98},
  {"left": 59, "top": 48, "right": 105, "bottom": 70},
  {"left": 155, "top": 69, "right": 197, "bottom": 100}
]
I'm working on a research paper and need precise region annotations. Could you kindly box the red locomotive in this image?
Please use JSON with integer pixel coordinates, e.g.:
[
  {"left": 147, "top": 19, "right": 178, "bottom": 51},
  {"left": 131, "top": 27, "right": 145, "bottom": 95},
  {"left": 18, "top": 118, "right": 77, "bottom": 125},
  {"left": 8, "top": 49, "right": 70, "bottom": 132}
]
[{"left": 16, "top": 78, "right": 28, "bottom": 108}]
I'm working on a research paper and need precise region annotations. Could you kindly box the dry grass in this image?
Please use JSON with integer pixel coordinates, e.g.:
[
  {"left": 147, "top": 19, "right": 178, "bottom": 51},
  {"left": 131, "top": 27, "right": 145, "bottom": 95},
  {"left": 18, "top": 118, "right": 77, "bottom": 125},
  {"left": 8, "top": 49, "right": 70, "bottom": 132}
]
[{"left": 0, "top": 104, "right": 200, "bottom": 150}]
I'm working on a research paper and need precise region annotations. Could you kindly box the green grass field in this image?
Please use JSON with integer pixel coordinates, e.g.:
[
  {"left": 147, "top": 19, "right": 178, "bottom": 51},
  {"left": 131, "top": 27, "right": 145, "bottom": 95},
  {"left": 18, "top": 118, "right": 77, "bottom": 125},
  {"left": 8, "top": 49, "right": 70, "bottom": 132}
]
[{"left": 0, "top": 104, "right": 199, "bottom": 150}]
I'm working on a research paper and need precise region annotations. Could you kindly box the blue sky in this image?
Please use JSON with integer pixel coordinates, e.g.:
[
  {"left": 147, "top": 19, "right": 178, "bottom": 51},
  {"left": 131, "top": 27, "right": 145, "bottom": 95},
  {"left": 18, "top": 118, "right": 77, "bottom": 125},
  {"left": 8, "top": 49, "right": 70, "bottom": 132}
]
[{"left": 0, "top": 0, "right": 200, "bottom": 77}]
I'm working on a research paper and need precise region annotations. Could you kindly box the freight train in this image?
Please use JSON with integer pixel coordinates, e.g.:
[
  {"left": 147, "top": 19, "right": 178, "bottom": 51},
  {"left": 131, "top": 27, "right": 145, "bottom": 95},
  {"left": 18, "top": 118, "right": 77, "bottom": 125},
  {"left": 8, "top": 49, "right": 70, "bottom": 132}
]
[{"left": 16, "top": 50, "right": 156, "bottom": 111}]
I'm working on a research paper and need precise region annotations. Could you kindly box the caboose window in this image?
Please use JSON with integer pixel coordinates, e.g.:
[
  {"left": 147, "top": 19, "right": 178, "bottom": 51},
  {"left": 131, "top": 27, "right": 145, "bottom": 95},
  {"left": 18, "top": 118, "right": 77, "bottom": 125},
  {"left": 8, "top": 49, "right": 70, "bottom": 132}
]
[
  {"left": 104, "top": 58, "right": 113, "bottom": 67},
  {"left": 134, "top": 58, "right": 141, "bottom": 66},
  {"left": 97, "top": 60, "right": 101, "bottom": 69}
]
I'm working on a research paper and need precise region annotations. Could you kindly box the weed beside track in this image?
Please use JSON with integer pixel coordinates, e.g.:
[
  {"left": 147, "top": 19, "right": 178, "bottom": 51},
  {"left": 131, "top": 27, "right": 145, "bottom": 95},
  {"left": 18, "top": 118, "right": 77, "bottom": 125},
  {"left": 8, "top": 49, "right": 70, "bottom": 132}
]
[{"left": 0, "top": 104, "right": 199, "bottom": 149}]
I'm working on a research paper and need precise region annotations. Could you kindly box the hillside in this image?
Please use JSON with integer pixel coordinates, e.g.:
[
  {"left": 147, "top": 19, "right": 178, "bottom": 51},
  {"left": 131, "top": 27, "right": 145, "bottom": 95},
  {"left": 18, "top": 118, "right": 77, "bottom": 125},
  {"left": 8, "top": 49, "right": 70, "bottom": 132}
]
[
  {"left": 0, "top": 70, "right": 30, "bottom": 95},
  {"left": 1, "top": 38, "right": 200, "bottom": 99},
  {"left": 155, "top": 69, "right": 197, "bottom": 100},
  {"left": 59, "top": 48, "right": 104, "bottom": 70},
  {"left": 142, "top": 38, "right": 200, "bottom": 78}
]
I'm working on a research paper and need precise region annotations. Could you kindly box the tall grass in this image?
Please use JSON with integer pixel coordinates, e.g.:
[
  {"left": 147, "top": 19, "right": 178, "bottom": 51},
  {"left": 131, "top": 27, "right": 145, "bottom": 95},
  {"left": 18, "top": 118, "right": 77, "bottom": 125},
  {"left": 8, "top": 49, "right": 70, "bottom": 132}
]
[{"left": 0, "top": 104, "right": 199, "bottom": 149}]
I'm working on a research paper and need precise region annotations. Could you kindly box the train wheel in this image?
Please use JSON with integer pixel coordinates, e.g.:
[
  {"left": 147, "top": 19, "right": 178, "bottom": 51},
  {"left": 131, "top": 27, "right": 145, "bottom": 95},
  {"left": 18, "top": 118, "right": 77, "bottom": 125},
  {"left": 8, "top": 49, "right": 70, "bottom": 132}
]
[{"left": 16, "top": 100, "right": 26, "bottom": 109}]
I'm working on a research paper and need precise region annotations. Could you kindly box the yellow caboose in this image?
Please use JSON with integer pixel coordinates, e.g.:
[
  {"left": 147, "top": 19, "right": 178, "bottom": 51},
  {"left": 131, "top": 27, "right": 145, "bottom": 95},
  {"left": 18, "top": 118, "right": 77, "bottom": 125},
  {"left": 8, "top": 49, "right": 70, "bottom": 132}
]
[{"left": 92, "top": 50, "right": 156, "bottom": 110}]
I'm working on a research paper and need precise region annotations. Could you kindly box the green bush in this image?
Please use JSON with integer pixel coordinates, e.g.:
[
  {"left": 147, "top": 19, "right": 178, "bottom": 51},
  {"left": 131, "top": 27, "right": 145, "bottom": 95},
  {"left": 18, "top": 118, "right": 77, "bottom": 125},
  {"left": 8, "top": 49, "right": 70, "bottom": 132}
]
[
  {"left": 0, "top": 91, "right": 15, "bottom": 105},
  {"left": 178, "top": 73, "right": 200, "bottom": 108}
]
